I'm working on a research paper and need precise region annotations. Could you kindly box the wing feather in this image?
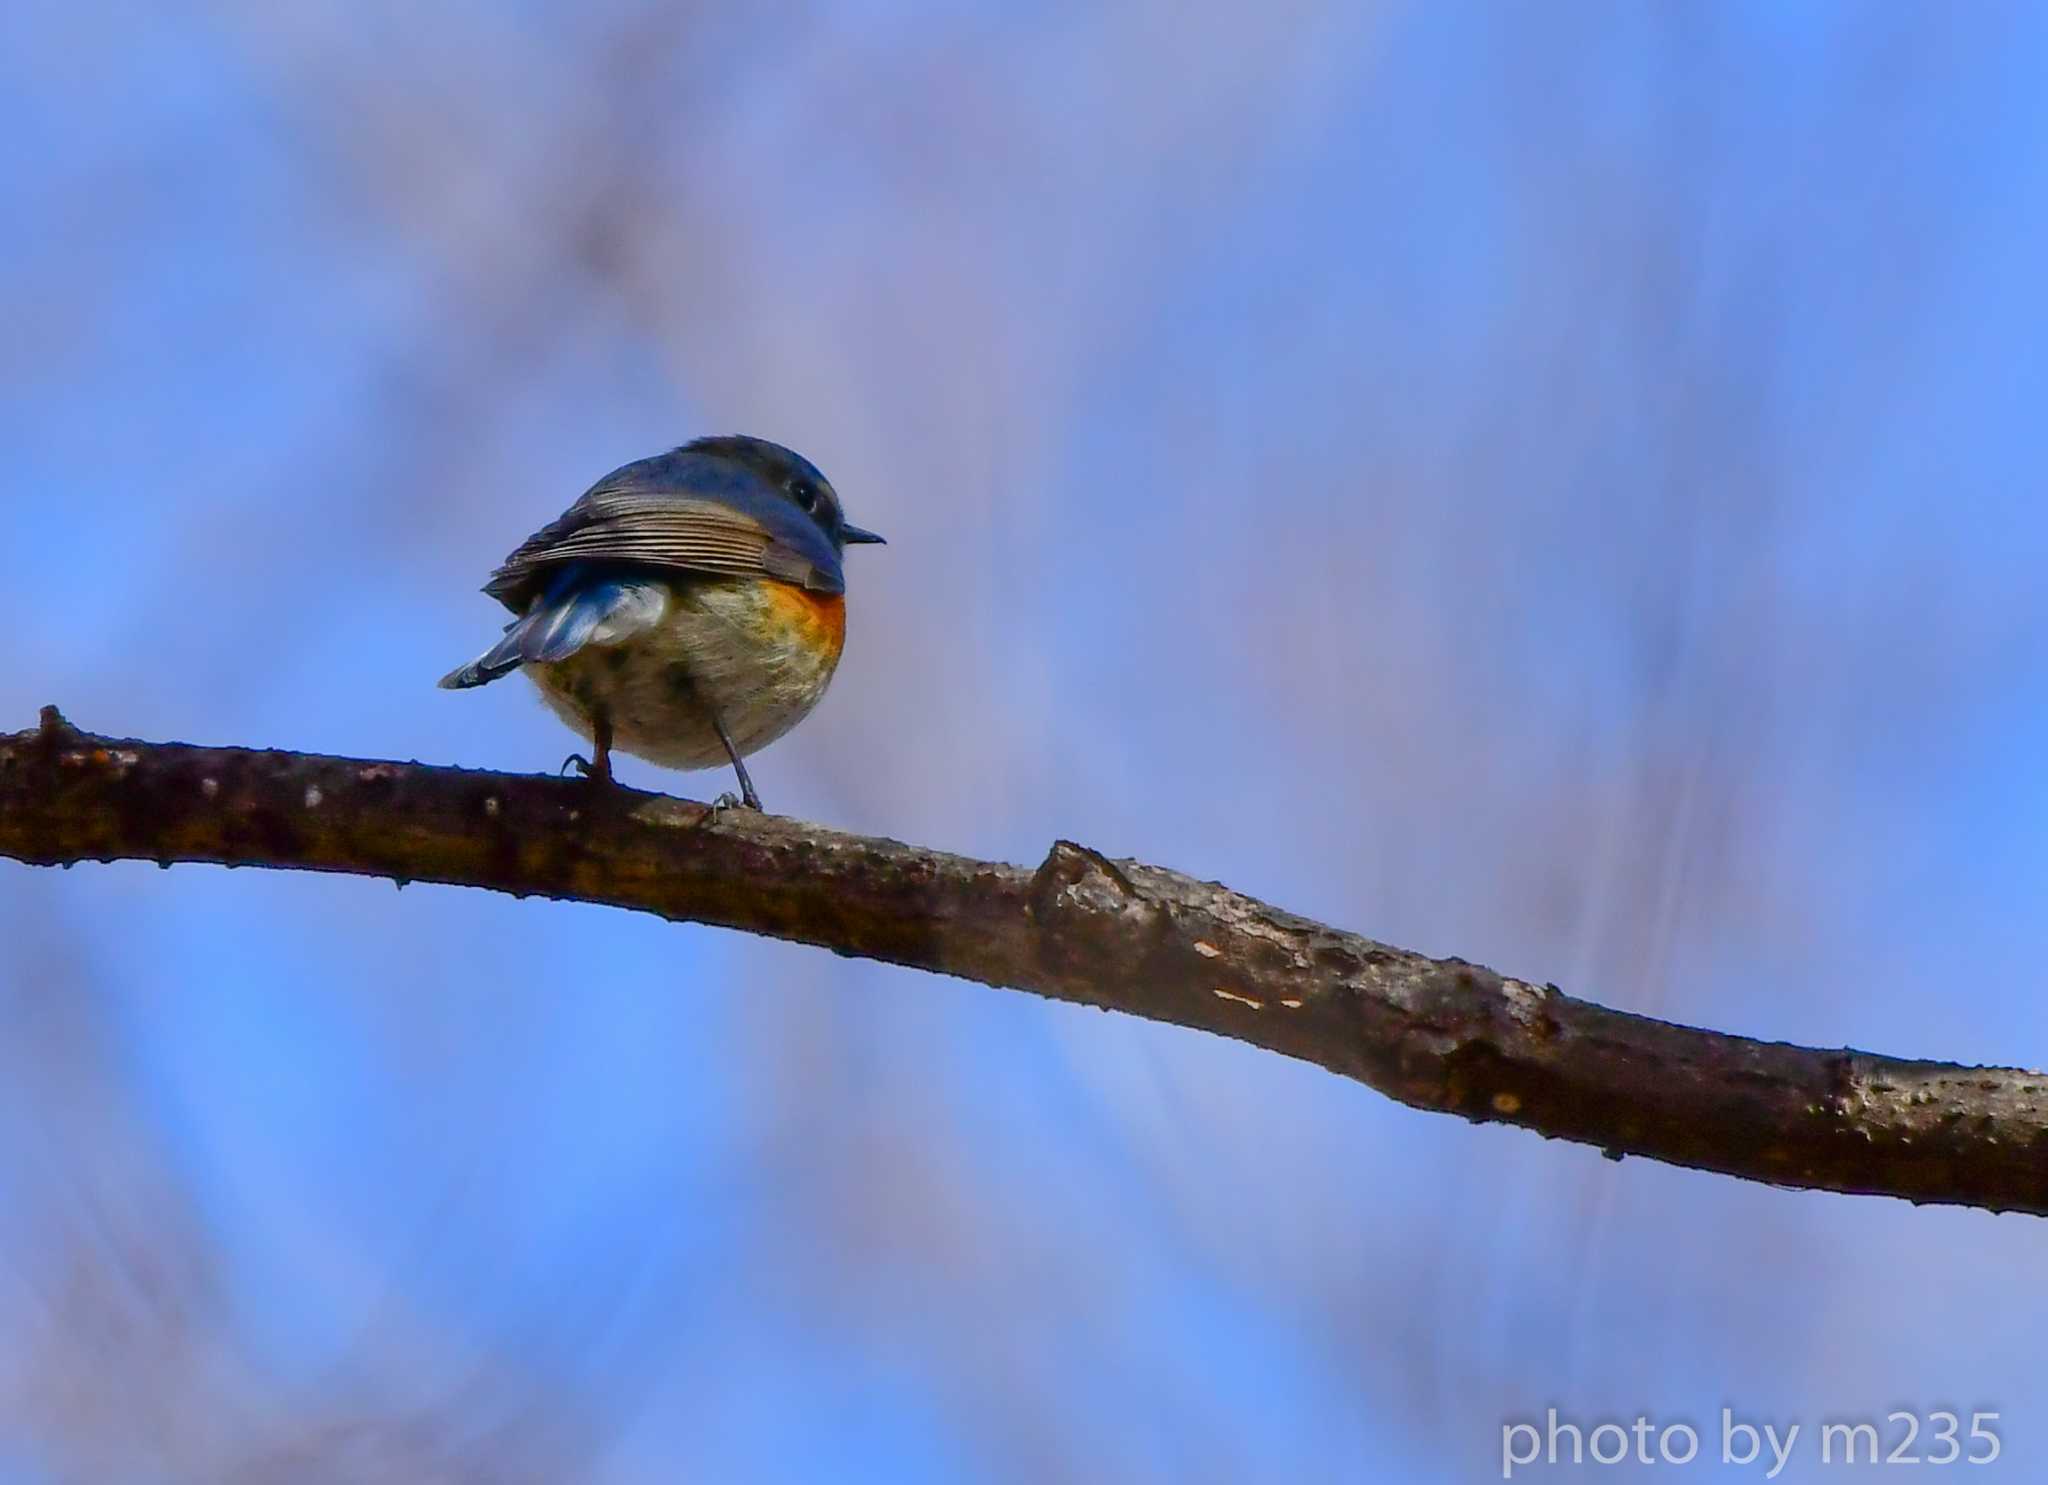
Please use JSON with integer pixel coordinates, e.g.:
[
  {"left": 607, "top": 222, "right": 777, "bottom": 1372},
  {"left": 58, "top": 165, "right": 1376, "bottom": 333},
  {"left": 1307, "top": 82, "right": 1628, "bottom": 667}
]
[{"left": 481, "top": 458, "right": 845, "bottom": 612}]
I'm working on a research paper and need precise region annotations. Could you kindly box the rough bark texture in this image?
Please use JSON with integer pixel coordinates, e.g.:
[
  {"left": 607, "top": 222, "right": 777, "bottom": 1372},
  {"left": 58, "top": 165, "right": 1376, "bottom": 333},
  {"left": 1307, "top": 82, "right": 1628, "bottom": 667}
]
[{"left": 4, "top": 706, "right": 2044, "bottom": 1216}]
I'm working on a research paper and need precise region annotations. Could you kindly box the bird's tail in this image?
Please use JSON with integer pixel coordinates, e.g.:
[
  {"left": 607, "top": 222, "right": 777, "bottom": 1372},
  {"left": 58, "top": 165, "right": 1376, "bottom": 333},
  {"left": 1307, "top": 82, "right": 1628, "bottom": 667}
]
[
  {"left": 438, "top": 574, "right": 655, "bottom": 690},
  {"left": 437, "top": 626, "right": 527, "bottom": 689}
]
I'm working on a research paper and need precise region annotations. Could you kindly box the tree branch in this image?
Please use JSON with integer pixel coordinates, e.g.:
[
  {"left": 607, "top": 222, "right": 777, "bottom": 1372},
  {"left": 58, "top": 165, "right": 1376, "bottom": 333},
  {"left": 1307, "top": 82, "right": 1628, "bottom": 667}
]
[{"left": 3, "top": 705, "right": 2043, "bottom": 1216}]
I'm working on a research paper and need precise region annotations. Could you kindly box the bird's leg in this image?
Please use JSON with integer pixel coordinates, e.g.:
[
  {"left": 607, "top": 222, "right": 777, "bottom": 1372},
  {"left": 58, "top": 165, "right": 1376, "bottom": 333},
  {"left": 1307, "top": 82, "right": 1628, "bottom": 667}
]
[
  {"left": 662, "top": 661, "right": 761, "bottom": 811},
  {"left": 708, "top": 710, "right": 763, "bottom": 812},
  {"left": 561, "top": 711, "right": 615, "bottom": 785}
]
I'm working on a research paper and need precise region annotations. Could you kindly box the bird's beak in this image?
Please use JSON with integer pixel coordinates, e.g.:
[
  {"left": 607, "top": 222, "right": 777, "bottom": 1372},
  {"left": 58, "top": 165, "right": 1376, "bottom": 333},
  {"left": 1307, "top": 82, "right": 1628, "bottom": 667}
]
[{"left": 841, "top": 524, "right": 886, "bottom": 545}]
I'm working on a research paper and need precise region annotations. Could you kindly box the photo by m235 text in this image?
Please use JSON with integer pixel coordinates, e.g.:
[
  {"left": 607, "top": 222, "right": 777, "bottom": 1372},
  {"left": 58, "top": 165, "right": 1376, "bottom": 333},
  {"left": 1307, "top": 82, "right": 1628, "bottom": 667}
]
[{"left": 1502, "top": 1408, "right": 2003, "bottom": 1477}]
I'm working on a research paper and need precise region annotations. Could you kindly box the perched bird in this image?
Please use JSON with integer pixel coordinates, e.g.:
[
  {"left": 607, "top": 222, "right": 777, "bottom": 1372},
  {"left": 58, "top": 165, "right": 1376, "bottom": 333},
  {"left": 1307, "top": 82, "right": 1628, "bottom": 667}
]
[{"left": 439, "top": 435, "right": 884, "bottom": 810}]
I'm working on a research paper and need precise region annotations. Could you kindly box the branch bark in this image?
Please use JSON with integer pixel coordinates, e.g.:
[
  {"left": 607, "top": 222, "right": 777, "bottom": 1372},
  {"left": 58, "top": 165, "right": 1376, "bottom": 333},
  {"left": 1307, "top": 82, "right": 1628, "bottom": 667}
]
[{"left": 4, "top": 705, "right": 2043, "bottom": 1216}]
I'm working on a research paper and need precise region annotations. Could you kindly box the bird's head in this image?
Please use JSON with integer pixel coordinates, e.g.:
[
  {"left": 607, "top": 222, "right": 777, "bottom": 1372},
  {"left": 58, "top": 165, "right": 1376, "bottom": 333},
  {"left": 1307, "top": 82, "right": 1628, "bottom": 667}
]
[{"left": 684, "top": 435, "right": 885, "bottom": 552}]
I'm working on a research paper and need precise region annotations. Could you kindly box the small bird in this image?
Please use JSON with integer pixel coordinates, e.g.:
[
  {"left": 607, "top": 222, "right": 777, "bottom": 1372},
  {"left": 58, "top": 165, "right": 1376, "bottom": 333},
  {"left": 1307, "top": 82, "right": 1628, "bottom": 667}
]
[{"left": 439, "top": 435, "right": 884, "bottom": 810}]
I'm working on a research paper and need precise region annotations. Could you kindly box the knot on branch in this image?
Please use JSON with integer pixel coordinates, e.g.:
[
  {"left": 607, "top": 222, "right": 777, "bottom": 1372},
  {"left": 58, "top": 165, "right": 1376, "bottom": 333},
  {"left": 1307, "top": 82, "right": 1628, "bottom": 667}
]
[
  {"left": 30, "top": 704, "right": 78, "bottom": 766},
  {"left": 1028, "top": 840, "right": 1161, "bottom": 981}
]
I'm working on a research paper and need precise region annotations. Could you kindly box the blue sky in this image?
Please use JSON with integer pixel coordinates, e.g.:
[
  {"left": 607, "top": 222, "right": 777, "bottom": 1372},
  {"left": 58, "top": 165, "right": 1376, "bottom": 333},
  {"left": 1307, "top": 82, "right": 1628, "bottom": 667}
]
[{"left": 4, "top": 2, "right": 2047, "bottom": 1479}]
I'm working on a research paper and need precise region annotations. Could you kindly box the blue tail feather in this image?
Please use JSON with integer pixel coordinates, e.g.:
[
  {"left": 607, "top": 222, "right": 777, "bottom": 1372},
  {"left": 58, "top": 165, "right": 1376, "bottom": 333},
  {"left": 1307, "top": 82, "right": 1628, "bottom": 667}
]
[{"left": 438, "top": 572, "right": 660, "bottom": 690}]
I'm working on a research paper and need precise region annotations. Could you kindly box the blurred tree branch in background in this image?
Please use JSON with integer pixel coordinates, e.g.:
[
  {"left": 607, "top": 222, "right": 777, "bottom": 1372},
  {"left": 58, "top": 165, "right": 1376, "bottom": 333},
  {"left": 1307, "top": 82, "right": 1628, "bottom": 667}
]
[{"left": 5, "top": 705, "right": 2044, "bottom": 1219}]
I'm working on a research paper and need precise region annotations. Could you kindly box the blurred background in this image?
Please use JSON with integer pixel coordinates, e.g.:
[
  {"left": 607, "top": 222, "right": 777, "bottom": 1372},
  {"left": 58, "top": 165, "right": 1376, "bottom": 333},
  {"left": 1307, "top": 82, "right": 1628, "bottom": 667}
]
[{"left": 3, "top": 1, "right": 2047, "bottom": 1479}]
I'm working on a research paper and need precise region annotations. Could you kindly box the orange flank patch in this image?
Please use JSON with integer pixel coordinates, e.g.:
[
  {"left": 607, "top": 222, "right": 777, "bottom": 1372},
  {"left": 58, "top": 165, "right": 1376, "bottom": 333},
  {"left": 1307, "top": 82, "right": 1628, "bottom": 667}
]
[{"left": 760, "top": 580, "right": 847, "bottom": 658}]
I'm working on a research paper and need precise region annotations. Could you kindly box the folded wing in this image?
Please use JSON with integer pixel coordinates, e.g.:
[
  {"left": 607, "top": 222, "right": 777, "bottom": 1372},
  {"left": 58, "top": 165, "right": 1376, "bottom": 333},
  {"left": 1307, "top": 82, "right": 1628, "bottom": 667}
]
[{"left": 481, "top": 460, "right": 845, "bottom": 613}]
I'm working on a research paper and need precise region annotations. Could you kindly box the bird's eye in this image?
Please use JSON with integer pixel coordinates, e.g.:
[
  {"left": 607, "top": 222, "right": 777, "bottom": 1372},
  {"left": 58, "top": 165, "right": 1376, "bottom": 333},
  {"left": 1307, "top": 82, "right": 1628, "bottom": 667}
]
[{"left": 791, "top": 481, "right": 821, "bottom": 514}]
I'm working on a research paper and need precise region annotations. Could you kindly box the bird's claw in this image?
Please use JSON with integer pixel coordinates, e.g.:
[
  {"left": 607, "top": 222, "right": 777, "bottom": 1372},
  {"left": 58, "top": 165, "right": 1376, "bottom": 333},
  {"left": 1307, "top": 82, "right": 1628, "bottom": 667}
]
[{"left": 560, "top": 753, "right": 614, "bottom": 785}]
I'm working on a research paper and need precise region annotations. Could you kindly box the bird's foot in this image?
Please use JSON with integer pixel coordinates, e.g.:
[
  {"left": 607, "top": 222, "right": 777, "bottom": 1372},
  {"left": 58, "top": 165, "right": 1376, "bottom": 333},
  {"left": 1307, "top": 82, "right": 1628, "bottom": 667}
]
[{"left": 560, "top": 753, "right": 613, "bottom": 785}]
